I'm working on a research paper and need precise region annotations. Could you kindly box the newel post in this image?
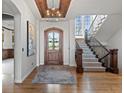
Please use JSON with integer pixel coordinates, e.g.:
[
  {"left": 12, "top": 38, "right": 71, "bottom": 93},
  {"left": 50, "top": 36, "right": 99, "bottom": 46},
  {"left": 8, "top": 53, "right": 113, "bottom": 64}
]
[
  {"left": 75, "top": 49, "right": 83, "bottom": 73},
  {"left": 109, "top": 49, "right": 119, "bottom": 74}
]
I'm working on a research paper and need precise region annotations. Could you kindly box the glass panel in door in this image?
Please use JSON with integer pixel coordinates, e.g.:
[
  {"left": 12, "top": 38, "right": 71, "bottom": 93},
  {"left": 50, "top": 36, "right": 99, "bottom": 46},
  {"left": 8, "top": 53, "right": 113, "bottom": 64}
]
[{"left": 48, "top": 32, "right": 59, "bottom": 50}]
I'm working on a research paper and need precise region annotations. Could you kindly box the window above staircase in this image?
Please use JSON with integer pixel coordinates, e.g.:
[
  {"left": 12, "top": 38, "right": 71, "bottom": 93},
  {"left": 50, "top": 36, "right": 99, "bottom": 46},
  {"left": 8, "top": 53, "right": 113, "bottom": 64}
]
[{"left": 75, "top": 15, "right": 108, "bottom": 38}]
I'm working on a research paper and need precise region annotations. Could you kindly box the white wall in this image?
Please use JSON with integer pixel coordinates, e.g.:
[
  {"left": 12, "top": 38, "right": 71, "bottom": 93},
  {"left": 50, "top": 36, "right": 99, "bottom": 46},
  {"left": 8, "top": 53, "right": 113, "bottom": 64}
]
[
  {"left": 3, "top": 0, "right": 39, "bottom": 83},
  {"left": 95, "top": 14, "right": 122, "bottom": 43},
  {"left": 36, "top": 20, "right": 40, "bottom": 66},
  {"left": 69, "top": 20, "right": 76, "bottom": 66},
  {"left": 13, "top": 0, "right": 38, "bottom": 82},
  {"left": 95, "top": 14, "right": 122, "bottom": 74},
  {"left": 107, "top": 29, "right": 122, "bottom": 74}
]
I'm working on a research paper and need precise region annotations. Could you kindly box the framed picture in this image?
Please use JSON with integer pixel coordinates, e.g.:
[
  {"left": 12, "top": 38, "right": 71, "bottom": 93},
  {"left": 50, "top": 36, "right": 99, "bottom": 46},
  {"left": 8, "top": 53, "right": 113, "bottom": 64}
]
[
  {"left": 12, "top": 32, "right": 14, "bottom": 48},
  {"left": 27, "top": 21, "right": 35, "bottom": 56},
  {"left": 2, "top": 29, "right": 4, "bottom": 48}
]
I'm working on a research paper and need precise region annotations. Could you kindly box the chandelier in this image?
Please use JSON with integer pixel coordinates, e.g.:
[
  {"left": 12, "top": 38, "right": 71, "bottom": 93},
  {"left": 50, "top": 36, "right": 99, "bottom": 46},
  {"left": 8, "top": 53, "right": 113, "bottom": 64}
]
[{"left": 46, "top": 0, "right": 62, "bottom": 17}]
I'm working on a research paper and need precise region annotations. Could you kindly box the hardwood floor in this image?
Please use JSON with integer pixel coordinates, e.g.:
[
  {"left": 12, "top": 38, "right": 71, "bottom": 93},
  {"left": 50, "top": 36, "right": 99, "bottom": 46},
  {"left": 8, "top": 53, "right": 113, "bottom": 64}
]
[{"left": 2, "top": 67, "right": 122, "bottom": 93}]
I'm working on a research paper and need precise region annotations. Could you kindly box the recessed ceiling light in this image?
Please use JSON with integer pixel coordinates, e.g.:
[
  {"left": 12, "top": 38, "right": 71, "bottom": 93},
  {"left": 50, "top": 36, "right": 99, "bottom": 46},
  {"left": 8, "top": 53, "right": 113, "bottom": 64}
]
[
  {"left": 47, "top": 10, "right": 49, "bottom": 13},
  {"left": 58, "top": 13, "right": 61, "bottom": 16},
  {"left": 52, "top": 13, "right": 54, "bottom": 16},
  {"left": 47, "top": 12, "right": 50, "bottom": 16},
  {"left": 56, "top": 11, "right": 60, "bottom": 14}
]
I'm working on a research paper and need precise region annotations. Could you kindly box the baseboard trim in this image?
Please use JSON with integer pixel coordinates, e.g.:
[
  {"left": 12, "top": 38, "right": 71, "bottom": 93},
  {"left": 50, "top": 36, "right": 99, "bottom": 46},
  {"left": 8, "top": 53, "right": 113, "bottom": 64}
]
[
  {"left": 15, "top": 65, "right": 36, "bottom": 83},
  {"left": 22, "top": 65, "right": 36, "bottom": 83},
  {"left": 40, "top": 61, "right": 44, "bottom": 65},
  {"left": 69, "top": 63, "right": 76, "bottom": 66}
]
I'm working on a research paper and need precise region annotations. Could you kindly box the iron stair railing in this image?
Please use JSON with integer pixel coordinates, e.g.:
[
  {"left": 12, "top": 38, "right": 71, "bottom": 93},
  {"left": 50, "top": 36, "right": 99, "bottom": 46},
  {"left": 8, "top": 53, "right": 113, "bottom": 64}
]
[{"left": 85, "top": 15, "right": 119, "bottom": 73}]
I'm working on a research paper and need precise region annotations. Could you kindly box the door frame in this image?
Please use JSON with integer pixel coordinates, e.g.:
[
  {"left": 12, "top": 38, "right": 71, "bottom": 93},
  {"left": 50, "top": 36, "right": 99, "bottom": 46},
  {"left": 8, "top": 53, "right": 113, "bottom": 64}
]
[
  {"left": 44, "top": 27, "right": 63, "bottom": 65},
  {"left": 2, "top": 0, "right": 22, "bottom": 83}
]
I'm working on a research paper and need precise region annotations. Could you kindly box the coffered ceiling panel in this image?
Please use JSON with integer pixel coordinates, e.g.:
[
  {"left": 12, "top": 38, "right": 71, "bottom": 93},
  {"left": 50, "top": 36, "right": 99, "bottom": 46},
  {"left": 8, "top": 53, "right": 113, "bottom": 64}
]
[{"left": 35, "top": 0, "right": 71, "bottom": 18}]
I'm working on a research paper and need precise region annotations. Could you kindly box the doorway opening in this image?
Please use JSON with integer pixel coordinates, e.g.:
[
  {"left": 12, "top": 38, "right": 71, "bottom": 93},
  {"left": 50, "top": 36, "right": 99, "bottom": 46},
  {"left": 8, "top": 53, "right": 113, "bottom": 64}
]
[
  {"left": 2, "top": 14, "right": 15, "bottom": 80},
  {"left": 2, "top": 0, "right": 21, "bottom": 83},
  {"left": 44, "top": 27, "right": 63, "bottom": 65}
]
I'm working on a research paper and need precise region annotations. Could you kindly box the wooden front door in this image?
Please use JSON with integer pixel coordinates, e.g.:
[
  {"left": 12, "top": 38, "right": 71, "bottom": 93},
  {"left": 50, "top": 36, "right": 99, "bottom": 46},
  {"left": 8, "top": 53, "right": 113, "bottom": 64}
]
[{"left": 44, "top": 28, "right": 63, "bottom": 65}]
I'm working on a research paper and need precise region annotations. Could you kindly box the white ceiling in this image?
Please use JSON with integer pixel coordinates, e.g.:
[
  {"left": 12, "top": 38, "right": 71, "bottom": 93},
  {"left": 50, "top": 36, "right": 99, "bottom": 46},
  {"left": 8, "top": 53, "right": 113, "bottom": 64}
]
[
  {"left": 25, "top": 0, "right": 122, "bottom": 20},
  {"left": 2, "top": 0, "right": 20, "bottom": 16},
  {"left": 67, "top": 0, "right": 121, "bottom": 19}
]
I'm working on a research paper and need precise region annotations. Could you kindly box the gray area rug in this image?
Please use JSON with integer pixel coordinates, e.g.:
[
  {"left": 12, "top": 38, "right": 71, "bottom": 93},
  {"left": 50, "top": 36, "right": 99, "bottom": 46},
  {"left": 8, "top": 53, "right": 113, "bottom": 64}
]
[{"left": 32, "top": 66, "right": 76, "bottom": 84}]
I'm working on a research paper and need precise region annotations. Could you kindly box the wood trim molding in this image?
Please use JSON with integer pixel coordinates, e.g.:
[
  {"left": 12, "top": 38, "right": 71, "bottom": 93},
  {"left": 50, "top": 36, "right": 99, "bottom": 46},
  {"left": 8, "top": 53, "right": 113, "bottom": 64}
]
[
  {"left": 109, "top": 49, "right": 119, "bottom": 74},
  {"left": 2, "top": 49, "right": 14, "bottom": 59}
]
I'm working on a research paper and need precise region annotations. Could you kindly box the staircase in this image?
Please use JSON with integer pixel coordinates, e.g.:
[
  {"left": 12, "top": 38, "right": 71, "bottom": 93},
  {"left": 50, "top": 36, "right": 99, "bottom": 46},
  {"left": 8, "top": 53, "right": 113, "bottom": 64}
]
[{"left": 76, "top": 39, "right": 105, "bottom": 72}]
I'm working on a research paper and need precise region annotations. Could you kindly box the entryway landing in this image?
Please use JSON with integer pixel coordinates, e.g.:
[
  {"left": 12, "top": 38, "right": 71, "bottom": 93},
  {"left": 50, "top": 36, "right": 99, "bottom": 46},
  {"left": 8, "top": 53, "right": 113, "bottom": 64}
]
[{"left": 2, "top": 66, "right": 121, "bottom": 93}]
